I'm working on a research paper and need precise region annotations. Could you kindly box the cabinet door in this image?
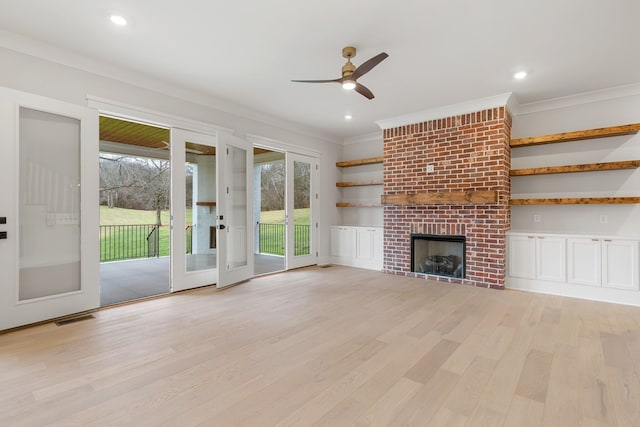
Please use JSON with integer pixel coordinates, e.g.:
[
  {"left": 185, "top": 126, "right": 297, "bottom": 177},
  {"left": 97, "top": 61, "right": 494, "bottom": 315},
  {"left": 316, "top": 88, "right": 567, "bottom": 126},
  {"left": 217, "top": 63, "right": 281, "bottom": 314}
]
[
  {"left": 373, "top": 228, "right": 384, "bottom": 269},
  {"left": 536, "top": 237, "right": 566, "bottom": 282},
  {"left": 330, "top": 227, "right": 343, "bottom": 258},
  {"left": 330, "top": 227, "right": 355, "bottom": 259},
  {"left": 355, "top": 228, "right": 375, "bottom": 262},
  {"left": 507, "top": 235, "right": 536, "bottom": 279},
  {"left": 602, "top": 240, "right": 639, "bottom": 291},
  {"left": 567, "top": 238, "right": 601, "bottom": 286}
]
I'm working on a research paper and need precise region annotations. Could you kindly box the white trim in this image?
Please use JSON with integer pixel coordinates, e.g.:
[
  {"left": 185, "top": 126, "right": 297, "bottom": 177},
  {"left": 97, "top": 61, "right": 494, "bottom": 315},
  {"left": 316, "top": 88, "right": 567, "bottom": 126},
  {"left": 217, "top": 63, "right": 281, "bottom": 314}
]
[
  {"left": 515, "top": 82, "right": 640, "bottom": 116},
  {"left": 375, "top": 92, "right": 513, "bottom": 130},
  {"left": 246, "top": 133, "right": 322, "bottom": 158},
  {"left": 343, "top": 131, "right": 383, "bottom": 146},
  {"left": 507, "top": 277, "right": 640, "bottom": 307},
  {"left": 0, "top": 29, "right": 336, "bottom": 142},
  {"left": 87, "top": 95, "right": 232, "bottom": 135}
]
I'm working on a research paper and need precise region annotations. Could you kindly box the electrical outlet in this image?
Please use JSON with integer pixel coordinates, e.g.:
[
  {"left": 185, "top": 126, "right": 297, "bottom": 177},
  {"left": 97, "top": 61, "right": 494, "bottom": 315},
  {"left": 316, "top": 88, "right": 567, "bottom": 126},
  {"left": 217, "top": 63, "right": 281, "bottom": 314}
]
[
  {"left": 600, "top": 215, "right": 608, "bottom": 224},
  {"left": 426, "top": 164, "right": 435, "bottom": 173},
  {"left": 534, "top": 214, "right": 541, "bottom": 223}
]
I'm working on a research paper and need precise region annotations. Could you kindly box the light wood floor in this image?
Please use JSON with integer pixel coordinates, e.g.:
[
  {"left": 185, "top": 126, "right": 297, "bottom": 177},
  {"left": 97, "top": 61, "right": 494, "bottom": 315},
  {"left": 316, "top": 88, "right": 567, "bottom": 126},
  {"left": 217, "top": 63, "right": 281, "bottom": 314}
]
[{"left": 1, "top": 266, "right": 640, "bottom": 426}]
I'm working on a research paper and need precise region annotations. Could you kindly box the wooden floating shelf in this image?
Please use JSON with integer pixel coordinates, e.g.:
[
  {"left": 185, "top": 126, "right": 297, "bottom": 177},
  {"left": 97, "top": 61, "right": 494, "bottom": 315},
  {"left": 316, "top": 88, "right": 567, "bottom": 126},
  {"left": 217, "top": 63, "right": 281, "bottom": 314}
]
[
  {"left": 510, "top": 160, "right": 640, "bottom": 176},
  {"left": 196, "top": 202, "right": 216, "bottom": 207},
  {"left": 336, "top": 180, "right": 383, "bottom": 187},
  {"left": 336, "top": 156, "right": 384, "bottom": 168},
  {"left": 381, "top": 190, "right": 498, "bottom": 205},
  {"left": 510, "top": 123, "right": 640, "bottom": 148},
  {"left": 510, "top": 197, "right": 640, "bottom": 205},
  {"left": 336, "top": 202, "right": 383, "bottom": 207}
]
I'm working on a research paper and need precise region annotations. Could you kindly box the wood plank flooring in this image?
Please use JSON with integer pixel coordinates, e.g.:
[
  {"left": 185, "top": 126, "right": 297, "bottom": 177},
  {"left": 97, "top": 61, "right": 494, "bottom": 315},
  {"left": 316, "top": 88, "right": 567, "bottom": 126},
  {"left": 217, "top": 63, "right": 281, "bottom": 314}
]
[{"left": 2, "top": 265, "right": 640, "bottom": 426}]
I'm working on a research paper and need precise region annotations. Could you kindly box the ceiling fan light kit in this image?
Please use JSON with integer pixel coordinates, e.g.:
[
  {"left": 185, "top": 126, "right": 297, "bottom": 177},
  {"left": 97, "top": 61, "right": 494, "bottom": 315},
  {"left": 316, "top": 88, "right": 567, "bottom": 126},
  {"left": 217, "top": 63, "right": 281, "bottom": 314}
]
[{"left": 292, "top": 46, "right": 388, "bottom": 100}]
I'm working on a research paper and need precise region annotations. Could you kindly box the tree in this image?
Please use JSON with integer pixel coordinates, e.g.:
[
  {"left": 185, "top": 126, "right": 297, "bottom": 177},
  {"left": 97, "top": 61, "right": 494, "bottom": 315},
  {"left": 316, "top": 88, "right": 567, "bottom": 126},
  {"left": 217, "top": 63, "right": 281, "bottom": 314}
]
[
  {"left": 99, "top": 154, "right": 137, "bottom": 208},
  {"left": 260, "top": 161, "right": 285, "bottom": 211},
  {"left": 99, "top": 154, "right": 171, "bottom": 225},
  {"left": 129, "top": 158, "right": 171, "bottom": 225},
  {"left": 293, "top": 161, "right": 310, "bottom": 209}
]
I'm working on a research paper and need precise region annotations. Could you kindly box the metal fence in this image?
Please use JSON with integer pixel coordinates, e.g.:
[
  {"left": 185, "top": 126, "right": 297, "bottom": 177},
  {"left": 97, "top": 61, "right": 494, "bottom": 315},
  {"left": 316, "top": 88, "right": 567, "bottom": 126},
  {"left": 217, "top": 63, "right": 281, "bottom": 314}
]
[
  {"left": 100, "top": 224, "right": 159, "bottom": 262},
  {"left": 258, "top": 223, "right": 310, "bottom": 256},
  {"left": 100, "top": 223, "right": 309, "bottom": 262}
]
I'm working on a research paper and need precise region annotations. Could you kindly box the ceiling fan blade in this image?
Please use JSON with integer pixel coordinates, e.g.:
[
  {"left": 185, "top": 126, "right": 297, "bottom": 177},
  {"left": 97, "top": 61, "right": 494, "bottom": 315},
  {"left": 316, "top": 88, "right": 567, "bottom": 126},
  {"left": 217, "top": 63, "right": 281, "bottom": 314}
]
[
  {"left": 291, "top": 78, "right": 342, "bottom": 83},
  {"left": 355, "top": 83, "right": 375, "bottom": 100},
  {"left": 351, "top": 52, "right": 389, "bottom": 80}
]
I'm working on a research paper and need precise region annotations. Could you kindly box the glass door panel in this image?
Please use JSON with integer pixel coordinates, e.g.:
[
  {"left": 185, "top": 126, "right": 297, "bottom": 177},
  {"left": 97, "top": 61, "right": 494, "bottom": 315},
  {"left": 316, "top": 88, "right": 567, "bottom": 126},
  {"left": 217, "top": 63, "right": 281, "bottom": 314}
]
[
  {"left": 170, "top": 128, "right": 217, "bottom": 292},
  {"left": 185, "top": 142, "right": 217, "bottom": 273},
  {"left": 286, "top": 153, "right": 317, "bottom": 269},
  {"left": 217, "top": 132, "right": 253, "bottom": 288},
  {"left": 293, "top": 160, "right": 311, "bottom": 257},
  {"left": 227, "top": 145, "right": 248, "bottom": 269},
  {"left": 19, "top": 108, "right": 81, "bottom": 300}
]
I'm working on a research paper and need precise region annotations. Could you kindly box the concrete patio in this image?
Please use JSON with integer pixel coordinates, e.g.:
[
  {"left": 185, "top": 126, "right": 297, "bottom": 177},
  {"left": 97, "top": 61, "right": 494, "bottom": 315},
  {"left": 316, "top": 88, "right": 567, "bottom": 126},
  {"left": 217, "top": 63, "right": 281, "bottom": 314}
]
[{"left": 100, "top": 253, "right": 285, "bottom": 306}]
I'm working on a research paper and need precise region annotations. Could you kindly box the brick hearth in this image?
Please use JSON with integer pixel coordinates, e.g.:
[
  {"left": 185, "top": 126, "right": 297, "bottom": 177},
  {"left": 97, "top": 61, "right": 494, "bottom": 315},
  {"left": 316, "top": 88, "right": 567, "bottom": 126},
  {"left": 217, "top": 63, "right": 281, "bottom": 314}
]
[{"left": 383, "top": 107, "right": 512, "bottom": 288}]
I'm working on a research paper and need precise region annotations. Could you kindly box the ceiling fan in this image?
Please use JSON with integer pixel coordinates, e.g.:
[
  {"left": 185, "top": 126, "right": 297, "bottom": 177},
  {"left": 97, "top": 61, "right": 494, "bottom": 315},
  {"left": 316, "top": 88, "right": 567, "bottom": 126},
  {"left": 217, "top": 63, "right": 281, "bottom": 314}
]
[{"left": 292, "top": 47, "right": 388, "bottom": 100}]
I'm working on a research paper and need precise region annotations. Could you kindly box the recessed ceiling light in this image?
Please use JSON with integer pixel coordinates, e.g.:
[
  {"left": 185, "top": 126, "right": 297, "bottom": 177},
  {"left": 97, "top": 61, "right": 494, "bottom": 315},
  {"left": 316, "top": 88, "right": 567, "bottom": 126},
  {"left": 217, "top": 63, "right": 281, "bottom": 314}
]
[
  {"left": 344, "top": 115, "right": 352, "bottom": 120},
  {"left": 110, "top": 15, "right": 127, "bottom": 26},
  {"left": 514, "top": 71, "right": 527, "bottom": 80}
]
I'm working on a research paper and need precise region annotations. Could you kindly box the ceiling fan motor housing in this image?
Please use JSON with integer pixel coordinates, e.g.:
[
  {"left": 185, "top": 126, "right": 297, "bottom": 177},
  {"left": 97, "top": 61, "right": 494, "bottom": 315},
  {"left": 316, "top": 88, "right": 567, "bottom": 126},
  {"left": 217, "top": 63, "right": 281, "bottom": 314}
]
[
  {"left": 342, "top": 61, "right": 356, "bottom": 77},
  {"left": 342, "top": 46, "right": 357, "bottom": 77}
]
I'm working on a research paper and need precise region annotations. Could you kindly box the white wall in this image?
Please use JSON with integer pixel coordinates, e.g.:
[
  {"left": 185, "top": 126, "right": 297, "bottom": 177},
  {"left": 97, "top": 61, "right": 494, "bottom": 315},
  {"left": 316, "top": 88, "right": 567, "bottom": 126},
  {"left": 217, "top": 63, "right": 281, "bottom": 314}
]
[
  {"left": 0, "top": 46, "right": 342, "bottom": 260},
  {"left": 339, "top": 133, "right": 384, "bottom": 227},
  {"left": 511, "top": 92, "right": 640, "bottom": 237}
]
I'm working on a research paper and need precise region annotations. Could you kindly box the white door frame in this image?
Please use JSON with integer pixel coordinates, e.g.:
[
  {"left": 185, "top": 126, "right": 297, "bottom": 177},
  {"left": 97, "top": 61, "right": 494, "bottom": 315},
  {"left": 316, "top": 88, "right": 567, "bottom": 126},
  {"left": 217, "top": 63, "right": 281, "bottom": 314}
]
[
  {"left": 286, "top": 152, "right": 318, "bottom": 270},
  {"left": 0, "top": 88, "right": 100, "bottom": 330},
  {"left": 170, "top": 128, "right": 218, "bottom": 291}
]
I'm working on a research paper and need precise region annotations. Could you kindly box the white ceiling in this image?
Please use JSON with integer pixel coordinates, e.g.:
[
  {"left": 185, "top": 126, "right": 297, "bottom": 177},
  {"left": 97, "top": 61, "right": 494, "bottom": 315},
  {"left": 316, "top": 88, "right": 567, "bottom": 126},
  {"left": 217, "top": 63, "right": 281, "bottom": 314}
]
[{"left": 1, "top": 0, "right": 639, "bottom": 139}]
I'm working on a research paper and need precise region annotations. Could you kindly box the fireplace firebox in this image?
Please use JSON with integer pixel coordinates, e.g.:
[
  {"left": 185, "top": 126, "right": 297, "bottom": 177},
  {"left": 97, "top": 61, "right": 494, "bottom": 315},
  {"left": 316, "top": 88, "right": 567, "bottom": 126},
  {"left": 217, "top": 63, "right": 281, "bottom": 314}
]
[{"left": 411, "top": 234, "right": 466, "bottom": 278}]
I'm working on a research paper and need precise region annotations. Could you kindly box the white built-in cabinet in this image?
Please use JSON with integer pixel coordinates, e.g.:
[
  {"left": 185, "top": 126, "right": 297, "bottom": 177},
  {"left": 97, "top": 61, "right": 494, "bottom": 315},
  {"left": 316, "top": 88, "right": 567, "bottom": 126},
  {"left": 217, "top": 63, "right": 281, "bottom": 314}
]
[
  {"left": 508, "top": 234, "right": 565, "bottom": 282},
  {"left": 330, "top": 226, "right": 383, "bottom": 270},
  {"left": 508, "top": 232, "right": 640, "bottom": 304},
  {"left": 567, "top": 238, "right": 602, "bottom": 286},
  {"left": 567, "top": 237, "right": 639, "bottom": 290}
]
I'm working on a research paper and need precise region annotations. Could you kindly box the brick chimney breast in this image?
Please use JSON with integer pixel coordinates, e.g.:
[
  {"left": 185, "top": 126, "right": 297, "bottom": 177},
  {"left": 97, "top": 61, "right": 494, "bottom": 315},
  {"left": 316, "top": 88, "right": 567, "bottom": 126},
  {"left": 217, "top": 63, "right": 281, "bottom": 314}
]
[{"left": 382, "top": 106, "right": 512, "bottom": 288}]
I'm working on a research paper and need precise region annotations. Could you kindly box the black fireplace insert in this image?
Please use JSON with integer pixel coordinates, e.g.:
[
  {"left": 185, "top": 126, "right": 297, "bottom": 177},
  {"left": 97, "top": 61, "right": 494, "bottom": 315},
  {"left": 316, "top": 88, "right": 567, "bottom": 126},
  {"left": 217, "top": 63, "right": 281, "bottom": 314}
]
[{"left": 411, "top": 234, "right": 466, "bottom": 278}]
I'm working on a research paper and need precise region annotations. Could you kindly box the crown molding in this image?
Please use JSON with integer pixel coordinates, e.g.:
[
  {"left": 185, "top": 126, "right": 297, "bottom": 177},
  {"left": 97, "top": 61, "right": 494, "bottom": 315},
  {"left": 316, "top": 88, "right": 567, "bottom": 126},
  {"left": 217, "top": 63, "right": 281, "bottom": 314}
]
[
  {"left": 0, "top": 29, "right": 337, "bottom": 144},
  {"left": 376, "top": 92, "right": 514, "bottom": 130},
  {"left": 246, "top": 134, "right": 321, "bottom": 158},
  {"left": 342, "top": 131, "right": 383, "bottom": 146},
  {"left": 514, "top": 83, "right": 640, "bottom": 116}
]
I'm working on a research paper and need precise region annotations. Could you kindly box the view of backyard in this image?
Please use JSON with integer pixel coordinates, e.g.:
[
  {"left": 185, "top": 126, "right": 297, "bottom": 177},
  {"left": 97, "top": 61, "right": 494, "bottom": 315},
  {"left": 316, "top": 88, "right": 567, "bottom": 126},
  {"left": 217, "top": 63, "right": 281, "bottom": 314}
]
[
  {"left": 100, "top": 206, "right": 310, "bottom": 261},
  {"left": 99, "top": 149, "right": 310, "bottom": 263}
]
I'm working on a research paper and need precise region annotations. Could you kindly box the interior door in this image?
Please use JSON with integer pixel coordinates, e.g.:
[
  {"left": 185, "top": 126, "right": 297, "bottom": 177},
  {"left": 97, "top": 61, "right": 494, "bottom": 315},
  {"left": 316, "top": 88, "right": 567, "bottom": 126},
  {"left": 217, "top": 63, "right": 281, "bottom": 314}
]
[
  {"left": 170, "top": 128, "right": 218, "bottom": 291},
  {"left": 217, "top": 132, "right": 254, "bottom": 288},
  {"left": 0, "top": 88, "right": 100, "bottom": 331},
  {"left": 286, "top": 153, "right": 317, "bottom": 269}
]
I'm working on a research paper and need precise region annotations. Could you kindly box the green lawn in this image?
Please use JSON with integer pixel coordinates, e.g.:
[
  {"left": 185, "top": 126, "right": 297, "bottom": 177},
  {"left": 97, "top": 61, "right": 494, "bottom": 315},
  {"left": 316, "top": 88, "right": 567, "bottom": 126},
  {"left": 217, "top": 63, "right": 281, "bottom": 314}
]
[
  {"left": 99, "top": 206, "right": 309, "bottom": 261},
  {"left": 259, "top": 208, "right": 310, "bottom": 225},
  {"left": 100, "top": 206, "right": 190, "bottom": 260}
]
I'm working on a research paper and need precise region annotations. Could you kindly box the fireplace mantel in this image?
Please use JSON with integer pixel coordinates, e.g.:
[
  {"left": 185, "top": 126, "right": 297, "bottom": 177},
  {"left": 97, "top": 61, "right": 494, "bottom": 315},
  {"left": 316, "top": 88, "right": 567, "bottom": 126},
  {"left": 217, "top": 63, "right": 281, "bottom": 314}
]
[{"left": 381, "top": 190, "right": 498, "bottom": 205}]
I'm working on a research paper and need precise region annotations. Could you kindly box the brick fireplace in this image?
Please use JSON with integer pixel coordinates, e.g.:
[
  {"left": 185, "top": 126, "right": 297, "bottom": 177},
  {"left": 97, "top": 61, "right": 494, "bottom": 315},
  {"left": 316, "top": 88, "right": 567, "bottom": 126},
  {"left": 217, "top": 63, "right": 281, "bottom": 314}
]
[{"left": 382, "top": 106, "right": 512, "bottom": 288}]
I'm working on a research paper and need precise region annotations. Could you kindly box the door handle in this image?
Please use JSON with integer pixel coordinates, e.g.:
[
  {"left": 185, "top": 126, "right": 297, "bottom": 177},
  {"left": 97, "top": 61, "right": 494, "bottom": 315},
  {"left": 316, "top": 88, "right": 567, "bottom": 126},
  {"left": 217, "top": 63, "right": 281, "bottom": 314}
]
[{"left": 218, "top": 224, "right": 226, "bottom": 230}]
